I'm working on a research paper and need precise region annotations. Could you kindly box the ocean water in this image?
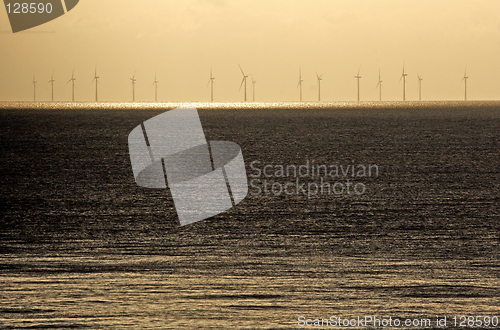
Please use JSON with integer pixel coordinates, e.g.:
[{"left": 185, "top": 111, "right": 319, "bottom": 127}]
[{"left": 1, "top": 102, "right": 499, "bottom": 329}]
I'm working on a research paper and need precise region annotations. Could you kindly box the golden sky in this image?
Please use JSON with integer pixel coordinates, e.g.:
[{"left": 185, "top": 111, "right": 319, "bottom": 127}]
[{"left": 1, "top": 0, "right": 499, "bottom": 102}]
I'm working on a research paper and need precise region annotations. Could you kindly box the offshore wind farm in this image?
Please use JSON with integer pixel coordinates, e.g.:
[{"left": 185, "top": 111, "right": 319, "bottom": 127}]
[
  {"left": 1, "top": 2, "right": 499, "bottom": 103},
  {"left": 9, "top": 64, "right": 491, "bottom": 103}
]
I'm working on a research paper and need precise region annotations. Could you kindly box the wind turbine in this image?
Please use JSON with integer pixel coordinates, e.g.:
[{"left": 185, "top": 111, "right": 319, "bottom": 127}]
[
  {"left": 417, "top": 74, "right": 423, "bottom": 101},
  {"left": 153, "top": 72, "right": 159, "bottom": 102},
  {"left": 354, "top": 68, "right": 361, "bottom": 102},
  {"left": 91, "top": 67, "right": 99, "bottom": 102},
  {"left": 130, "top": 72, "right": 137, "bottom": 102},
  {"left": 207, "top": 68, "right": 215, "bottom": 102},
  {"left": 48, "top": 71, "right": 55, "bottom": 101},
  {"left": 67, "top": 69, "right": 76, "bottom": 102},
  {"left": 238, "top": 64, "right": 248, "bottom": 102},
  {"left": 376, "top": 69, "right": 382, "bottom": 101},
  {"left": 316, "top": 72, "right": 323, "bottom": 101},
  {"left": 462, "top": 69, "right": 468, "bottom": 101},
  {"left": 297, "top": 67, "right": 303, "bottom": 102},
  {"left": 251, "top": 76, "right": 256, "bottom": 102},
  {"left": 32, "top": 73, "right": 37, "bottom": 102},
  {"left": 400, "top": 64, "right": 407, "bottom": 101}
]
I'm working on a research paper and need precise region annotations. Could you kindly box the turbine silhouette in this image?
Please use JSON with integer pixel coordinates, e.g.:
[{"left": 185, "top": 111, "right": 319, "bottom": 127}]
[
  {"left": 207, "top": 67, "right": 215, "bottom": 102},
  {"left": 297, "top": 67, "right": 303, "bottom": 102},
  {"left": 130, "top": 72, "right": 137, "bottom": 102},
  {"left": 400, "top": 64, "right": 408, "bottom": 101},
  {"left": 48, "top": 71, "right": 55, "bottom": 102},
  {"left": 251, "top": 75, "right": 256, "bottom": 102},
  {"left": 418, "top": 74, "right": 423, "bottom": 101},
  {"left": 32, "top": 73, "right": 37, "bottom": 102},
  {"left": 238, "top": 64, "right": 248, "bottom": 102},
  {"left": 376, "top": 69, "right": 382, "bottom": 101},
  {"left": 462, "top": 68, "right": 469, "bottom": 101},
  {"left": 152, "top": 72, "right": 159, "bottom": 102},
  {"left": 316, "top": 72, "right": 323, "bottom": 102},
  {"left": 67, "top": 69, "right": 76, "bottom": 102},
  {"left": 354, "top": 68, "right": 361, "bottom": 102},
  {"left": 91, "top": 67, "right": 99, "bottom": 102}
]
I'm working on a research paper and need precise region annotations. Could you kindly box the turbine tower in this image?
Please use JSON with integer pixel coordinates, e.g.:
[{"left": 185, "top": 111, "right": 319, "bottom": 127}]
[
  {"left": 153, "top": 72, "right": 159, "bottom": 102},
  {"left": 68, "top": 69, "right": 76, "bottom": 102},
  {"left": 252, "top": 76, "right": 256, "bottom": 102},
  {"left": 48, "top": 71, "right": 55, "bottom": 101},
  {"left": 376, "top": 69, "right": 382, "bottom": 101},
  {"left": 238, "top": 64, "right": 248, "bottom": 102},
  {"left": 354, "top": 68, "right": 361, "bottom": 102},
  {"left": 130, "top": 72, "right": 137, "bottom": 102},
  {"left": 400, "top": 64, "right": 407, "bottom": 101},
  {"left": 316, "top": 72, "right": 323, "bottom": 101},
  {"left": 297, "top": 67, "right": 303, "bottom": 102},
  {"left": 91, "top": 67, "right": 99, "bottom": 102},
  {"left": 32, "top": 74, "right": 37, "bottom": 102},
  {"left": 207, "top": 68, "right": 215, "bottom": 102},
  {"left": 462, "top": 69, "right": 468, "bottom": 101},
  {"left": 418, "top": 74, "right": 423, "bottom": 101}
]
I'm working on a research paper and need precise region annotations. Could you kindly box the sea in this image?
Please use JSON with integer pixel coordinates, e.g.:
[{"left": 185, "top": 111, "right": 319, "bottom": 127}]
[{"left": 1, "top": 101, "right": 499, "bottom": 329}]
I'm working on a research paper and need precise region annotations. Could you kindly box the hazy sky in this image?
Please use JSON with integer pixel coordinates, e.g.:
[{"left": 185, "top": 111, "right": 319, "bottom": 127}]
[{"left": 1, "top": 0, "right": 499, "bottom": 102}]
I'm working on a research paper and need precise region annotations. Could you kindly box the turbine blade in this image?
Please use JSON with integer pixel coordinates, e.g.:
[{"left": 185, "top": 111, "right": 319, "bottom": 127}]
[
  {"left": 238, "top": 64, "right": 245, "bottom": 76},
  {"left": 239, "top": 77, "right": 245, "bottom": 91}
]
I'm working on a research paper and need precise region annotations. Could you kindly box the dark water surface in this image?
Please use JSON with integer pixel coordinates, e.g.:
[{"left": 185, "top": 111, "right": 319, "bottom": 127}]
[{"left": 1, "top": 102, "right": 499, "bottom": 329}]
